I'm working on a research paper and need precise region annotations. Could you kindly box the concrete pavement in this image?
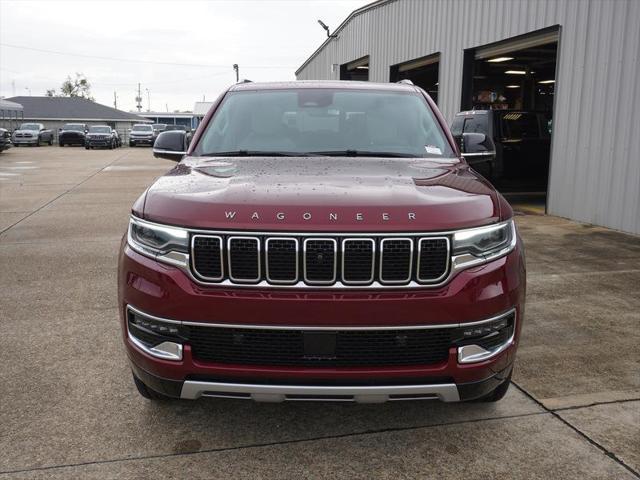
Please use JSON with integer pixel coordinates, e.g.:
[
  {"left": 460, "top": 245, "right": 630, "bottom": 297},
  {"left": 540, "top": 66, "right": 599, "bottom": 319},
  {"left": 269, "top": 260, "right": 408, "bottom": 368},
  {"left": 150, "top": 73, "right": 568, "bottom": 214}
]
[{"left": 1, "top": 146, "right": 638, "bottom": 479}]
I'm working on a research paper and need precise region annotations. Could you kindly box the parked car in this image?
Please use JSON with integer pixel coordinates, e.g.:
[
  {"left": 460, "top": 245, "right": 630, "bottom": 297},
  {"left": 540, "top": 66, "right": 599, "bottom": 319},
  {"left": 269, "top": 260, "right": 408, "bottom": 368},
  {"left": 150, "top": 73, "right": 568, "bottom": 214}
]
[
  {"left": 164, "top": 124, "right": 193, "bottom": 143},
  {"left": 450, "top": 109, "right": 551, "bottom": 190},
  {"left": 129, "top": 124, "right": 155, "bottom": 147},
  {"left": 58, "top": 123, "right": 88, "bottom": 147},
  {"left": 120, "top": 81, "right": 525, "bottom": 404},
  {"left": 11, "top": 123, "right": 53, "bottom": 146},
  {"left": 0, "top": 128, "right": 12, "bottom": 153},
  {"left": 85, "top": 125, "right": 117, "bottom": 149},
  {"left": 152, "top": 123, "right": 167, "bottom": 135}
]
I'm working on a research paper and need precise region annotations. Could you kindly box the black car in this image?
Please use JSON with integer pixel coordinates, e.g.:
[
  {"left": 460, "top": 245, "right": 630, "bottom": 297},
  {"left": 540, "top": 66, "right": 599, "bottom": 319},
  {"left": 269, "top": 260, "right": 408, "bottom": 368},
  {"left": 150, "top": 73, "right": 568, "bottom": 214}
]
[
  {"left": 59, "top": 123, "right": 87, "bottom": 147},
  {"left": 450, "top": 110, "right": 551, "bottom": 190},
  {"left": 85, "top": 125, "right": 117, "bottom": 149},
  {"left": 0, "top": 128, "right": 12, "bottom": 153}
]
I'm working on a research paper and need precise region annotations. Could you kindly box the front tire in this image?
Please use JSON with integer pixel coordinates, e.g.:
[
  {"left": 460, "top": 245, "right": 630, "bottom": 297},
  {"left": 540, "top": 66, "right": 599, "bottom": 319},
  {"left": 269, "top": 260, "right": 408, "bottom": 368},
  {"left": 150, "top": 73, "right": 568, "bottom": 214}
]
[
  {"left": 132, "top": 372, "right": 171, "bottom": 401},
  {"left": 59, "top": 143, "right": 64, "bottom": 147},
  {"left": 476, "top": 372, "right": 512, "bottom": 402}
]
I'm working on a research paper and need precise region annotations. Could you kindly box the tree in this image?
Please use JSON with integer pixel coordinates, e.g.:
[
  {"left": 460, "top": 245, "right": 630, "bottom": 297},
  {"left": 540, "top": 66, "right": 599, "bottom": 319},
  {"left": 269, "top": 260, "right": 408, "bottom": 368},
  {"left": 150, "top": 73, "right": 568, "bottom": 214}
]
[{"left": 47, "top": 73, "right": 94, "bottom": 100}]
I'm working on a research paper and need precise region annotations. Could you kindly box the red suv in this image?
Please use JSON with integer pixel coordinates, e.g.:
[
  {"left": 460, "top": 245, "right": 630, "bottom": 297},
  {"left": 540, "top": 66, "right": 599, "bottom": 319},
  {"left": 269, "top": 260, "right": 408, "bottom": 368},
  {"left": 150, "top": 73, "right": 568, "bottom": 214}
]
[{"left": 118, "top": 81, "right": 525, "bottom": 404}]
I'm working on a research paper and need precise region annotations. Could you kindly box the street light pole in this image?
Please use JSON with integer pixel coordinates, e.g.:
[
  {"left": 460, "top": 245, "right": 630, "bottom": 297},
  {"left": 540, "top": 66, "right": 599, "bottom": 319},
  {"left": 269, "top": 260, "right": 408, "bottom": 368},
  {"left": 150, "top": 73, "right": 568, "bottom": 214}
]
[{"left": 145, "top": 88, "right": 151, "bottom": 112}]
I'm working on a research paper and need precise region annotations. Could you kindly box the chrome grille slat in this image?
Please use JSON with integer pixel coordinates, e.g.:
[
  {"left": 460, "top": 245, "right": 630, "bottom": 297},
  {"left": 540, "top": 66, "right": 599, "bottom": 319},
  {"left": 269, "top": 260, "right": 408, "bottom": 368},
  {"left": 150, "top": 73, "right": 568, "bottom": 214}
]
[
  {"left": 303, "top": 238, "right": 337, "bottom": 285},
  {"left": 265, "top": 238, "right": 298, "bottom": 284},
  {"left": 227, "top": 236, "right": 260, "bottom": 283},
  {"left": 191, "top": 232, "right": 450, "bottom": 288},
  {"left": 342, "top": 238, "right": 375, "bottom": 285},
  {"left": 379, "top": 238, "right": 413, "bottom": 284}
]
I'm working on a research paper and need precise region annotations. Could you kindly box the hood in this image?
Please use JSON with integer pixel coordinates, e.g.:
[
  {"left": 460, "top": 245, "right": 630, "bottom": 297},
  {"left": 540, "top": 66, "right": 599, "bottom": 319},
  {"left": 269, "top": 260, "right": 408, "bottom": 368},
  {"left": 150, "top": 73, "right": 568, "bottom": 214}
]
[
  {"left": 141, "top": 156, "right": 501, "bottom": 232},
  {"left": 13, "top": 129, "right": 38, "bottom": 135},
  {"left": 87, "top": 132, "right": 110, "bottom": 136}
]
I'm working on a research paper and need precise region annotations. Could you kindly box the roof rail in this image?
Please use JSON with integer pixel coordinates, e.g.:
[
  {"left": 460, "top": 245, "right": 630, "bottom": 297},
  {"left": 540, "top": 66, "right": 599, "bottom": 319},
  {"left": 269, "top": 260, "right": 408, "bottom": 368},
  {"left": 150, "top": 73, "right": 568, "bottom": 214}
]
[{"left": 397, "top": 79, "right": 414, "bottom": 85}]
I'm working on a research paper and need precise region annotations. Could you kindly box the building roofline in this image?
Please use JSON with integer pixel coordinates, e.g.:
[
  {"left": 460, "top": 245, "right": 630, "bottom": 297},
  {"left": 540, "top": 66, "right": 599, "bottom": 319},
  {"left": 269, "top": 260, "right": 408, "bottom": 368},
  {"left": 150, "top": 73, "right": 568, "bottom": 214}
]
[
  {"left": 22, "top": 117, "right": 153, "bottom": 122},
  {"left": 295, "top": 0, "right": 395, "bottom": 75}
]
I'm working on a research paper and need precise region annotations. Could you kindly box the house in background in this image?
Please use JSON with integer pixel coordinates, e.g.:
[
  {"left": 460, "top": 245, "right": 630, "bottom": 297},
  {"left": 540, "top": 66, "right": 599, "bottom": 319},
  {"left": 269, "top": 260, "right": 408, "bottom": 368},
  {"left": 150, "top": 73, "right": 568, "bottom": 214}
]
[
  {"left": 5, "top": 96, "right": 152, "bottom": 141},
  {"left": 0, "top": 98, "right": 25, "bottom": 131}
]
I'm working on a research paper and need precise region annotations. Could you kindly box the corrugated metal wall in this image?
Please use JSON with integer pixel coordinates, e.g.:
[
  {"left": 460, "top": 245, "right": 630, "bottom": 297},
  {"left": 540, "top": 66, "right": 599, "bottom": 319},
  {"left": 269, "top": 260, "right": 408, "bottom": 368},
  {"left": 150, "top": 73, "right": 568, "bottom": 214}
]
[{"left": 297, "top": 0, "right": 640, "bottom": 234}]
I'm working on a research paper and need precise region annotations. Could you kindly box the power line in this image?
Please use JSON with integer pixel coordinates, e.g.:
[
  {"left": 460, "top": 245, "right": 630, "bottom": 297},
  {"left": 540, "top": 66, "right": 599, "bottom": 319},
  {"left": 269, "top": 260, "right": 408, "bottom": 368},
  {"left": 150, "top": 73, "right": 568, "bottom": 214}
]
[{"left": 0, "top": 43, "right": 296, "bottom": 69}]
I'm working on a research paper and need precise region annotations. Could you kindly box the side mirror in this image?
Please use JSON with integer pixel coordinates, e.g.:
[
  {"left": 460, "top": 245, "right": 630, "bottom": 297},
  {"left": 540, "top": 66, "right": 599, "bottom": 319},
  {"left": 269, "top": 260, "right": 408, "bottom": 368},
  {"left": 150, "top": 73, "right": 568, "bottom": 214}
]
[
  {"left": 460, "top": 133, "right": 496, "bottom": 159},
  {"left": 153, "top": 130, "right": 187, "bottom": 161}
]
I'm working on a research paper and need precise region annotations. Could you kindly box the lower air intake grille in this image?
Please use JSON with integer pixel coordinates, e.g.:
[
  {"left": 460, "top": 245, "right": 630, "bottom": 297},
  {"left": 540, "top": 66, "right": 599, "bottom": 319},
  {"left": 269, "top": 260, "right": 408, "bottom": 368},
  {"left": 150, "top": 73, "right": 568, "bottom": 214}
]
[{"left": 187, "top": 326, "right": 452, "bottom": 367}]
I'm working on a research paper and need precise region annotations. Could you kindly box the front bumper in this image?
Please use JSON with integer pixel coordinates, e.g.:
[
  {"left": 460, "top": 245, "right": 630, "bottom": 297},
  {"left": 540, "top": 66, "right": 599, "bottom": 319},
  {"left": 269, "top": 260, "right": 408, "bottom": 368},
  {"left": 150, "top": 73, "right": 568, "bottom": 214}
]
[
  {"left": 12, "top": 137, "right": 37, "bottom": 145},
  {"left": 119, "top": 239, "right": 525, "bottom": 402},
  {"left": 129, "top": 137, "right": 154, "bottom": 145}
]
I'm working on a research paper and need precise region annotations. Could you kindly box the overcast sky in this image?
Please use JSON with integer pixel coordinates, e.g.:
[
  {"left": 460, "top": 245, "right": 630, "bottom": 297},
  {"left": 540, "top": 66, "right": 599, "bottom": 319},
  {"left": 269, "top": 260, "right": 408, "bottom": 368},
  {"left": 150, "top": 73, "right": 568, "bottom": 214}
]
[{"left": 0, "top": 0, "right": 363, "bottom": 112}]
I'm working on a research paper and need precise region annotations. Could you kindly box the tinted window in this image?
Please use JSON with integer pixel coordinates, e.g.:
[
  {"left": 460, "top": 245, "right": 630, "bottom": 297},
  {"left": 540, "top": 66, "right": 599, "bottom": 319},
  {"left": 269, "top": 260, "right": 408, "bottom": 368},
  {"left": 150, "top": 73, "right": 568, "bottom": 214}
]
[
  {"left": 62, "top": 124, "right": 84, "bottom": 131},
  {"left": 196, "top": 89, "right": 454, "bottom": 157},
  {"left": 462, "top": 116, "right": 488, "bottom": 135},
  {"left": 450, "top": 116, "right": 464, "bottom": 136},
  {"left": 499, "top": 112, "right": 541, "bottom": 139},
  {"left": 132, "top": 125, "right": 153, "bottom": 132},
  {"left": 89, "top": 126, "right": 111, "bottom": 133}
]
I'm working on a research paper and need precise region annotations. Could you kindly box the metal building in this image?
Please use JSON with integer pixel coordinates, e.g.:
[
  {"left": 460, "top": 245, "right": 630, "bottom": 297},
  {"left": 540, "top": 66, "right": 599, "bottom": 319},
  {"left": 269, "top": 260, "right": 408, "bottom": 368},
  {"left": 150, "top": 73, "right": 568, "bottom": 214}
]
[{"left": 296, "top": 0, "right": 640, "bottom": 234}]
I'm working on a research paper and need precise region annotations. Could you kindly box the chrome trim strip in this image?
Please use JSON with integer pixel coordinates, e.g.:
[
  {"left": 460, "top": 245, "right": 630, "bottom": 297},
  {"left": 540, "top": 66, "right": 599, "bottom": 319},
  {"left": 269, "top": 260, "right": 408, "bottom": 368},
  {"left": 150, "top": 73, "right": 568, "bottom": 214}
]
[
  {"left": 341, "top": 238, "right": 375, "bottom": 285},
  {"left": 180, "top": 381, "right": 460, "bottom": 402},
  {"left": 129, "top": 215, "right": 509, "bottom": 238},
  {"left": 458, "top": 310, "right": 517, "bottom": 364},
  {"left": 303, "top": 238, "right": 337, "bottom": 285},
  {"left": 265, "top": 237, "right": 299, "bottom": 284},
  {"left": 416, "top": 236, "right": 450, "bottom": 283},
  {"left": 379, "top": 237, "right": 413, "bottom": 284},
  {"left": 126, "top": 304, "right": 516, "bottom": 331},
  {"left": 227, "top": 236, "right": 261, "bottom": 283},
  {"left": 191, "top": 234, "right": 224, "bottom": 281}
]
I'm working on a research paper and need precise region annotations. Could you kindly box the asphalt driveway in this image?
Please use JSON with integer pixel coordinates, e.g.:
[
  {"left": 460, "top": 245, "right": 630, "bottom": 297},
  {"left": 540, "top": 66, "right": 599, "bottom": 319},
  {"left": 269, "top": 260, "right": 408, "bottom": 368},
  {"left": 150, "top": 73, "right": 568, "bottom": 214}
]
[{"left": 1, "top": 146, "right": 638, "bottom": 479}]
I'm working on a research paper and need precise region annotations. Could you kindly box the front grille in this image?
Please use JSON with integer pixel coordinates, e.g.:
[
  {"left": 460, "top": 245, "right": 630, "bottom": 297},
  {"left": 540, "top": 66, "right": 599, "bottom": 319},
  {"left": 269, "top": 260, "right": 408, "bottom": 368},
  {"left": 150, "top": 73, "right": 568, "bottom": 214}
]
[
  {"left": 228, "top": 237, "right": 260, "bottom": 282},
  {"left": 266, "top": 238, "right": 298, "bottom": 283},
  {"left": 191, "top": 233, "right": 450, "bottom": 287},
  {"left": 304, "top": 239, "right": 336, "bottom": 284},
  {"left": 380, "top": 239, "right": 412, "bottom": 283},
  {"left": 187, "top": 326, "right": 452, "bottom": 367}
]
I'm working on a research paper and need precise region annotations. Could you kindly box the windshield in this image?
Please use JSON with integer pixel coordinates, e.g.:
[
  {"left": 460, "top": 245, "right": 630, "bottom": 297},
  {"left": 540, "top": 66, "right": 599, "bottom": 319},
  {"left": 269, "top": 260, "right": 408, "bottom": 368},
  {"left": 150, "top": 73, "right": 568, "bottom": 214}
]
[
  {"left": 89, "top": 126, "right": 111, "bottom": 133},
  {"left": 132, "top": 125, "right": 153, "bottom": 132},
  {"left": 166, "top": 125, "right": 186, "bottom": 131},
  {"left": 62, "top": 124, "right": 84, "bottom": 131},
  {"left": 20, "top": 123, "right": 40, "bottom": 131},
  {"left": 195, "top": 89, "right": 454, "bottom": 157},
  {"left": 153, "top": 124, "right": 167, "bottom": 129}
]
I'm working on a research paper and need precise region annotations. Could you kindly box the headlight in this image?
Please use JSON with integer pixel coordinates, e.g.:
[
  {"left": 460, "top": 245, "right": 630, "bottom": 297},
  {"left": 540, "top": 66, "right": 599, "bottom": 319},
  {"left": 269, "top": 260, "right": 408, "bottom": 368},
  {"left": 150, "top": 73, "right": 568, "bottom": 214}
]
[
  {"left": 127, "top": 217, "right": 189, "bottom": 266},
  {"left": 452, "top": 220, "right": 517, "bottom": 269}
]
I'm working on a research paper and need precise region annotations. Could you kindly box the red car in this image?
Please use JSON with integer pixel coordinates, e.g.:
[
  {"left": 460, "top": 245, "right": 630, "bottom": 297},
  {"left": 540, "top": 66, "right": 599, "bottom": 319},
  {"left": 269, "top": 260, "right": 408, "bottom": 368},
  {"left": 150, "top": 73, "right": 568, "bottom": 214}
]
[{"left": 118, "top": 81, "right": 526, "bottom": 404}]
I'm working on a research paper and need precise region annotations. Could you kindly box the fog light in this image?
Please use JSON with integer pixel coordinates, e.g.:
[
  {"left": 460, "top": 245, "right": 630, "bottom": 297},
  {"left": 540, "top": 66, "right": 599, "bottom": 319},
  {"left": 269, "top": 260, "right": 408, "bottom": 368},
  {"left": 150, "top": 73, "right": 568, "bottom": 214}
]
[
  {"left": 127, "top": 307, "right": 184, "bottom": 361},
  {"left": 456, "top": 311, "right": 515, "bottom": 364}
]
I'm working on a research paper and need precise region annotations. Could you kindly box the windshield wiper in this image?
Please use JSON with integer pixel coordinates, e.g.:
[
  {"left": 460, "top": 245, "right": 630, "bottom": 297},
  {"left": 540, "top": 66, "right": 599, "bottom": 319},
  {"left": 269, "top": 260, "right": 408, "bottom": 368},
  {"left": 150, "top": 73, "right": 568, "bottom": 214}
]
[
  {"left": 201, "top": 150, "right": 309, "bottom": 157},
  {"left": 309, "top": 150, "right": 420, "bottom": 158}
]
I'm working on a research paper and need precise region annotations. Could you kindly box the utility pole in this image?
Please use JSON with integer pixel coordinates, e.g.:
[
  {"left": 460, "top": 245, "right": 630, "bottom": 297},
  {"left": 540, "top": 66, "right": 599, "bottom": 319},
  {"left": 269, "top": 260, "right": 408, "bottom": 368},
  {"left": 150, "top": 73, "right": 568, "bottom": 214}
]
[
  {"left": 145, "top": 88, "right": 150, "bottom": 112},
  {"left": 233, "top": 64, "right": 239, "bottom": 82},
  {"left": 113, "top": 91, "right": 118, "bottom": 109},
  {"left": 135, "top": 83, "right": 142, "bottom": 112}
]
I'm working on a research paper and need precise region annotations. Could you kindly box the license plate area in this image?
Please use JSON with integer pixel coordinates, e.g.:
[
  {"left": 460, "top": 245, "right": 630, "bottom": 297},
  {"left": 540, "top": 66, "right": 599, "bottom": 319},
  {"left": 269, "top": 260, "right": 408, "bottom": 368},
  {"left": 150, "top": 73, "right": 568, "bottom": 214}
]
[{"left": 303, "top": 332, "right": 337, "bottom": 359}]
